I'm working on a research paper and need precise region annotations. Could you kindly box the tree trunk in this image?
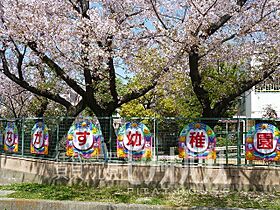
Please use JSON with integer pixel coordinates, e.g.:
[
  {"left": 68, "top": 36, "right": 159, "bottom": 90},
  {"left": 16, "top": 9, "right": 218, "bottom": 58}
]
[
  {"left": 57, "top": 117, "right": 75, "bottom": 140},
  {"left": 35, "top": 98, "right": 49, "bottom": 117},
  {"left": 201, "top": 108, "right": 221, "bottom": 129},
  {"left": 96, "top": 113, "right": 117, "bottom": 157}
]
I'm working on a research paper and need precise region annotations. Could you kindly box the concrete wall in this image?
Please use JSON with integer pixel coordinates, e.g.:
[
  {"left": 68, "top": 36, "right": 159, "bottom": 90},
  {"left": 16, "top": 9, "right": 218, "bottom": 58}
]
[{"left": 0, "top": 155, "right": 280, "bottom": 191}]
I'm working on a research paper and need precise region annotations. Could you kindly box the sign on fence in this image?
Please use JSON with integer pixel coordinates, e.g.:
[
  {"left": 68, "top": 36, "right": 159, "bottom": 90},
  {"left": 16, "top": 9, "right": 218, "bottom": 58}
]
[
  {"left": 178, "top": 122, "right": 216, "bottom": 159},
  {"left": 66, "top": 119, "right": 102, "bottom": 158},
  {"left": 30, "top": 121, "right": 49, "bottom": 155},
  {"left": 117, "top": 122, "right": 152, "bottom": 160},
  {"left": 4, "top": 121, "right": 18, "bottom": 153},
  {"left": 246, "top": 123, "right": 280, "bottom": 161}
]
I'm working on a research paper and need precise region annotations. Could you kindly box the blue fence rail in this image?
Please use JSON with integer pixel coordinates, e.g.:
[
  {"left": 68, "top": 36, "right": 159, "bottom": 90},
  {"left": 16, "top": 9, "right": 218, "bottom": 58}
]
[{"left": 0, "top": 117, "right": 279, "bottom": 166}]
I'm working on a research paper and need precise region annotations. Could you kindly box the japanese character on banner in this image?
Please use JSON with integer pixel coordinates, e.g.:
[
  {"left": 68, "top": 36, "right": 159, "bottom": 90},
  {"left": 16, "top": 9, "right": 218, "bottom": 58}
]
[
  {"left": 66, "top": 117, "right": 102, "bottom": 159},
  {"left": 178, "top": 122, "right": 216, "bottom": 159},
  {"left": 246, "top": 123, "right": 280, "bottom": 161},
  {"left": 117, "top": 122, "right": 152, "bottom": 160},
  {"left": 30, "top": 121, "right": 49, "bottom": 155},
  {"left": 4, "top": 121, "right": 18, "bottom": 153},
  {"left": 257, "top": 133, "right": 273, "bottom": 149}
]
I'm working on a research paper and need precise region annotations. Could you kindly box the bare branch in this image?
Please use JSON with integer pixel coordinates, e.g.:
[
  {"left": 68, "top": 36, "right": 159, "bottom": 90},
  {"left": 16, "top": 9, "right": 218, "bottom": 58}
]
[
  {"left": 203, "top": 0, "right": 218, "bottom": 16},
  {"left": 118, "top": 10, "right": 144, "bottom": 24},
  {"left": 160, "top": 13, "right": 182, "bottom": 21},
  {"left": 190, "top": 0, "right": 203, "bottom": 16},
  {"left": 150, "top": 0, "right": 168, "bottom": 30},
  {"left": 181, "top": 6, "right": 188, "bottom": 23},
  {"left": 260, "top": 0, "right": 269, "bottom": 18}
]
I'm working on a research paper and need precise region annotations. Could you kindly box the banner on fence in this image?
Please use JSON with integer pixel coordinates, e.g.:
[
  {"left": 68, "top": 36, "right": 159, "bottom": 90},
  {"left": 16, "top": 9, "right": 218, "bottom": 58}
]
[
  {"left": 117, "top": 122, "right": 152, "bottom": 160},
  {"left": 4, "top": 121, "right": 18, "bottom": 153},
  {"left": 246, "top": 123, "right": 280, "bottom": 161},
  {"left": 178, "top": 122, "right": 216, "bottom": 159},
  {"left": 0, "top": 131, "right": 2, "bottom": 147},
  {"left": 30, "top": 121, "right": 49, "bottom": 155},
  {"left": 66, "top": 118, "right": 102, "bottom": 158},
  {"left": 0, "top": 122, "right": 3, "bottom": 147}
]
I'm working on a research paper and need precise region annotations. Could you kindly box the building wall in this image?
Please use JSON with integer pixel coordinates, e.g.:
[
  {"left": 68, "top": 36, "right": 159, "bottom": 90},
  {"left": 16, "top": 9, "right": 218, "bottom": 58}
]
[{"left": 243, "top": 90, "right": 280, "bottom": 118}]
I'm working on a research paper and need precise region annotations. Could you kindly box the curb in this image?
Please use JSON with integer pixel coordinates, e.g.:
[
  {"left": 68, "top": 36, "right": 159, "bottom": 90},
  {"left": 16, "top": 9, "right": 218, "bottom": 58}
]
[{"left": 0, "top": 198, "right": 259, "bottom": 210}]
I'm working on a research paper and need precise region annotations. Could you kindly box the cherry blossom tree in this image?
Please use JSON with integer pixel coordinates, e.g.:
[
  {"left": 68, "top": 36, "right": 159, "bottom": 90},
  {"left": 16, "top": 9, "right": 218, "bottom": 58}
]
[
  {"left": 148, "top": 0, "right": 280, "bottom": 117},
  {"left": 0, "top": 74, "right": 32, "bottom": 118},
  {"left": 115, "top": 0, "right": 280, "bottom": 119},
  {"left": 0, "top": 73, "right": 67, "bottom": 118},
  {"left": 0, "top": 0, "right": 279, "bottom": 144},
  {"left": 0, "top": 0, "right": 178, "bottom": 143}
]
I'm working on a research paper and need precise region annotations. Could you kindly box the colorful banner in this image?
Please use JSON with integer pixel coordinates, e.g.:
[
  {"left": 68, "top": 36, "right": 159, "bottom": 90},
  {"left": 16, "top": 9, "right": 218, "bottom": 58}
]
[
  {"left": 245, "top": 123, "right": 280, "bottom": 161},
  {"left": 117, "top": 122, "right": 152, "bottom": 160},
  {"left": 178, "top": 122, "right": 216, "bottom": 159},
  {"left": 66, "top": 118, "right": 102, "bottom": 158},
  {"left": 30, "top": 121, "right": 49, "bottom": 155},
  {"left": 0, "top": 130, "right": 2, "bottom": 147},
  {"left": 4, "top": 121, "right": 18, "bottom": 153},
  {"left": 0, "top": 122, "right": 3, "bottom": 147}
]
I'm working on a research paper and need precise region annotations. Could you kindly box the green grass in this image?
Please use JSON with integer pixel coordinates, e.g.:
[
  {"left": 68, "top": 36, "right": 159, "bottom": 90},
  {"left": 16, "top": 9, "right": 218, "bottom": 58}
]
[{"left": 1, "top": 183, "right": 280, "bottom": 209}]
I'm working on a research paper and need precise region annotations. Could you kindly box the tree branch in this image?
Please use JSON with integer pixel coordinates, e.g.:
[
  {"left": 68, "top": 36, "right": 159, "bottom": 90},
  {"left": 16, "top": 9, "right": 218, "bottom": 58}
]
[
  {"left": 118, "top": 82, "right": 158, "bottom": 106},
  {"left": 199, "top": 4, "right": 278, "bottom": 59},
  {"left": 0, "top": 49, "right": 73, "bottom": 109},
  {"left": 67, "top": 97, "right": 86, "bottom": 117},
  {"left": 10, "top": 39, "right": 27, "bottom": 80},
  {"left": 181, "top": 6, "right": 188, "bottom": 23},
  {"left": 69, "top": 0, "right": 90, "bottom": 19},
  {"left": 18, "top": 95, "right": 30, "bottom": 117},
  {"left": 28, "top": 41, "right": 86, "bottom": 97},
  {"left": 150, "top": 0, "right": 168, "bottom": 30},
  {"left": 204, "top": 14, "right": 232, "bottom": 38},
  {"left": 199, "top": 33, "right": 236, "bottom": 59},
  {"left": 118, "top": 10, "right": 144, "bottom": 24},
  {"left": 214, "top": 64, "right": 280, "bottom": 114},
  {"left": 237, "top": 0, "right": 247, "bottom": 7},
  {"left": 260, "top": 0, "right": 269, "bottom": 18},
  {"left": 200, "top": 0, "right": 248, "bottom": 39},
  {"left": 8, "top": 96, "right": 18, "bottom": 118},
  {"left": 193, "top": 0, "right": 218, "bottom": 36}
]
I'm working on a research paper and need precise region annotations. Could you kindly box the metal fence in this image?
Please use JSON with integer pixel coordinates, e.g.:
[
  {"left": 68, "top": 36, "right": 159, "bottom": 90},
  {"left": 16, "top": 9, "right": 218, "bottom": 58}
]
[{"left": 0, "top": 117, "right": 279, "bottom": 166}]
